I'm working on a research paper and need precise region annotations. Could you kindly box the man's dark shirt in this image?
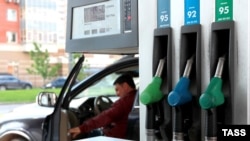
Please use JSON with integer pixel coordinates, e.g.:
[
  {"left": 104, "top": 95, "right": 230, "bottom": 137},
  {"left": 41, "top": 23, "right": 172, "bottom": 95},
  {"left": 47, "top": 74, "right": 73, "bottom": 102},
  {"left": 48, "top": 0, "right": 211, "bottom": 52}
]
[{"left": 79, "top": 90, "right": 136, "bottom": 139}]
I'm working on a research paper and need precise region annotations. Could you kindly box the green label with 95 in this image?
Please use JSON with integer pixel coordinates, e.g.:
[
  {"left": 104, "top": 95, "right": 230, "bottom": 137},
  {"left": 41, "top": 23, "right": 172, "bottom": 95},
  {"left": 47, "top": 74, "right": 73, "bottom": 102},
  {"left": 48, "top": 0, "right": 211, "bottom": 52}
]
[{"left": 215, "top": 0, "right": 233, "bottom": 21}]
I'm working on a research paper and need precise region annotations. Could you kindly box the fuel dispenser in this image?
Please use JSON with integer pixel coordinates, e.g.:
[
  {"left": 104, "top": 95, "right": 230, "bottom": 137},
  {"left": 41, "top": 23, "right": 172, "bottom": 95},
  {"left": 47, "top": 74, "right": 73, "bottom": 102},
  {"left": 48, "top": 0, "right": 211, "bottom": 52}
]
[
  {"left": 138, "top": 0, "right": 248, "bottom": 141},
  {"left": 199, "top": 56, "right": 225, "bottom": 141},
  {"left": 140, "top": 27, "right": 172, "bottom": 141},
  {"left": 167, "top": 24, "right": 202, "bottom": 141},
  {"left": 199, "top": 20, "right": 235, "bottom": 141},
  {"left": 167, "top": 56, "right": 193, "bottom": 141}
]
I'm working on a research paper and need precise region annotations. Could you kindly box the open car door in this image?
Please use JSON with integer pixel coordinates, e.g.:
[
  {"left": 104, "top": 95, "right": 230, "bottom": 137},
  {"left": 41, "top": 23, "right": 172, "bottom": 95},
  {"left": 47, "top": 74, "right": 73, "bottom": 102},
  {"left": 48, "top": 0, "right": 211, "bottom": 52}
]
[{"left": 42, "top": 55, "right": 85, "bottom": 141}]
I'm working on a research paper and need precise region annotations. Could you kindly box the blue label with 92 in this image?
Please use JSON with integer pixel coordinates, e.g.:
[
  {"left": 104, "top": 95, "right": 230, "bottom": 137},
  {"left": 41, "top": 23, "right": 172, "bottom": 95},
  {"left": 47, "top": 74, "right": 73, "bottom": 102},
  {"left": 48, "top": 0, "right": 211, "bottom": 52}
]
[{"left": 184, "top": 0, "right": 200, "bottom": 25}]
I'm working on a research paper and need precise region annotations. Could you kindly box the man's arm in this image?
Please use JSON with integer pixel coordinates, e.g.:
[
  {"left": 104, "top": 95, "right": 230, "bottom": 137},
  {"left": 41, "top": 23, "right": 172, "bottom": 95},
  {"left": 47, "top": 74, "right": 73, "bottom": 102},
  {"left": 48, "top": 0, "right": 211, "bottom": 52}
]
[{"left": 78, "top": 98, "right": 128, "bottom": 133}]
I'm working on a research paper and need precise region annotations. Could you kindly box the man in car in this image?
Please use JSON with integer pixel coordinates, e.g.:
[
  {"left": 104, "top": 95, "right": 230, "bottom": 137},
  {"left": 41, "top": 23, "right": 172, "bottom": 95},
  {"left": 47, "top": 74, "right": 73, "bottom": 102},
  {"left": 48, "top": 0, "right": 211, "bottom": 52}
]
[{"left": 69, "top": 74, "right": 137, "bottom": 139}]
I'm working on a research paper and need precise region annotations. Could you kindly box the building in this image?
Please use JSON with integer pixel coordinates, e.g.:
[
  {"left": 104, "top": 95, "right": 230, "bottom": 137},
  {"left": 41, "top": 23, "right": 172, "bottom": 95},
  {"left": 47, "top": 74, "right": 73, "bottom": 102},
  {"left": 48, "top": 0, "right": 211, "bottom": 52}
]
[
  {"left": 0, "top": 0, "right": 121, "bottom": 87},
  {"left": 0, "top": 0, "right": 24, "bottom": 77},
  {"left": 0, "top": 0, "right": 69, "bottom": 87}
]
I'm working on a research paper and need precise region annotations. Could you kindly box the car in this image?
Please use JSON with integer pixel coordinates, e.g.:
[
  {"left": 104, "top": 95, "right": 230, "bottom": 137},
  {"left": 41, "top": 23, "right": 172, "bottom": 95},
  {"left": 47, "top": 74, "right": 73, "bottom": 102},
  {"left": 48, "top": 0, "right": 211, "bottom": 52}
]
[
  {"left": 0, "top": 74, "right": 32, "bottom": 90},
  {"left": 0, "top": 55, "right": 139, "bottom": 141},
  {"left": 43, "top": 76, "right": 67, "bottom": 89}
]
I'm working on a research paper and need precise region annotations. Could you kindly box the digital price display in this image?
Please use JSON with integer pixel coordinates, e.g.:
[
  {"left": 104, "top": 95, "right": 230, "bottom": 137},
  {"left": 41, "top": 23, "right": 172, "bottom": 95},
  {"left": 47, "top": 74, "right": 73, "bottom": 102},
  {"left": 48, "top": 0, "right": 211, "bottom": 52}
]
[
  {"left": 184, "top": 0, "right": 200, "bottom": 25},
  {"left": 72, "top": 1, "right": 121, "bottom": 39},
  {"left": 66, "top": 0, "right": 138, "bottom": 54}
]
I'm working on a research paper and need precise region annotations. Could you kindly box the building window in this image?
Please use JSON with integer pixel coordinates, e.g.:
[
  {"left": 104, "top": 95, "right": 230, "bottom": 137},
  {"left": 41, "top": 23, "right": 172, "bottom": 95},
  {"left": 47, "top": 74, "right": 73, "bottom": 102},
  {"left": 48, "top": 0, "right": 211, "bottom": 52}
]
[
  {"left": 38, "top": 32, "right": 42, "bottom": 41},
  {"left": 44, "top": 33, "right": 48, "bottom": 43},
  {"left": 27, "top": 31, "right": 32, "bottom": 42},
  {"left": 7, "top": 9, "right": 17, "bottom": 22},
  {"left": 21, "top": 30, "right": 26, "bottom": 42},
  {"left": 6, "top": 32, "right": 17, "bottom": 43}
]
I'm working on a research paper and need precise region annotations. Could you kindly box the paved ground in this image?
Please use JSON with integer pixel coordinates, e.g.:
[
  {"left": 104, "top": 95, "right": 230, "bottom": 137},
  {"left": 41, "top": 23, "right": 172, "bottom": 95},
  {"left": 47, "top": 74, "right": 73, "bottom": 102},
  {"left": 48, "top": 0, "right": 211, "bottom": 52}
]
[{"left": 0, "top": 103, "right": 27, "bottom": 115}]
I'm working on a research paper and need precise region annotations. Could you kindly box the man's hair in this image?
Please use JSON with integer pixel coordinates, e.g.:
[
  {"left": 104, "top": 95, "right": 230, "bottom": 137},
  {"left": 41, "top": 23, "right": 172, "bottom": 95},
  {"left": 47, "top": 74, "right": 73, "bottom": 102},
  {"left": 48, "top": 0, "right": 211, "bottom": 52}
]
[{"left": 113, "top": 74, "right": 136, "bottom": 89}]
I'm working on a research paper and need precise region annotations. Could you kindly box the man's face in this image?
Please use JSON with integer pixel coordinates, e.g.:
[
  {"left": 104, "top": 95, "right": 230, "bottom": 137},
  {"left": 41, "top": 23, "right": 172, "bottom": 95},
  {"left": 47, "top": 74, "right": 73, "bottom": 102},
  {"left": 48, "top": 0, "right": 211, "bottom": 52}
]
[{"left": 114, "top": 83, "right": 126, "bottom": 97}]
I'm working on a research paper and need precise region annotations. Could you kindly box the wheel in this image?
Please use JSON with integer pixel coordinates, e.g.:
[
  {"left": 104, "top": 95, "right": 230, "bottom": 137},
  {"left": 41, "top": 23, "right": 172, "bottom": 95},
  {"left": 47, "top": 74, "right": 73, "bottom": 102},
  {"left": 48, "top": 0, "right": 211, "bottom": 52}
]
[
  {"left": 94, "top": 96, "right": 113, "bottom": 114},
  {"left": 10, "top": 138, "right": 28, "bottom": 141},
  {"left": 24, "top": 85, "right": 32, "bottom": 89},
  {"left": 0, "top": 85, "right": 6, "bottom": 90},
  {"left": 1, "top": 134, "right": 28, "bottom": 141}
]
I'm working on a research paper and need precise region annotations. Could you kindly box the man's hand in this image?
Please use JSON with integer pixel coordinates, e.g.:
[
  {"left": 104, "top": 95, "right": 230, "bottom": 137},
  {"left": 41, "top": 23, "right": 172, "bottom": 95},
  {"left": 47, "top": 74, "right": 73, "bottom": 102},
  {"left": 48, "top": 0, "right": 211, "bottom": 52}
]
[{"left": 69, "top": 127, "right": 81, "bottom": 139}]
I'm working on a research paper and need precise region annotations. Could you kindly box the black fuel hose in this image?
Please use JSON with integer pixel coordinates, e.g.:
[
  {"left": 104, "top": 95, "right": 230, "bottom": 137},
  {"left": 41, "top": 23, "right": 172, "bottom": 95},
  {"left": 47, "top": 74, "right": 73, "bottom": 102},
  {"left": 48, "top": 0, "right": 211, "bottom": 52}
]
[{"left": 205, "top": 109, "right": 217, "bottom": 141}]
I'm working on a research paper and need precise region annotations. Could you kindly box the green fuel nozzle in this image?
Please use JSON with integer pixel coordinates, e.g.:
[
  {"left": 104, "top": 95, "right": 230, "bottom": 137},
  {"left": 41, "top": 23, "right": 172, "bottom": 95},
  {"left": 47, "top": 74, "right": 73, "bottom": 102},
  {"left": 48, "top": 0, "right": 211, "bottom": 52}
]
[
  {"left": 140, "top": 59, "right": 165, "bottom": 105},
  {"left": 167, "top": 56, "right": 194, "bottom": 106},
  {"left": 199, "top": 56, "right": 225, "bottom": 109}
]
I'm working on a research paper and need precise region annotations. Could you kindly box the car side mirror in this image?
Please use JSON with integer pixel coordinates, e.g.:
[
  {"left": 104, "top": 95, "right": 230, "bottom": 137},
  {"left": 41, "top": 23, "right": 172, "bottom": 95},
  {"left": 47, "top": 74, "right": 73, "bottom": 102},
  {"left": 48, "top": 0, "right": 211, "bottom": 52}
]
[{"left": 37, "top": 92, "right": 57, "bottom": 107}]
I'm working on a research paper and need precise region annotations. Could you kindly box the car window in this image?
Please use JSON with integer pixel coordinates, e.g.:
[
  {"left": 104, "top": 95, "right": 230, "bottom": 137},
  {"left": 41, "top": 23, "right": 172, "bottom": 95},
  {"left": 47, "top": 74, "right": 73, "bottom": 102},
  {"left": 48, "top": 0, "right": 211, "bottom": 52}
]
[
  {"left": 57, "top": 78, "right": 66, "bottom": 84},
  {"left": 8, "top": 76, "right": 16, "bottom": 81},
  {"left": 69, "top": 67, "right": 139, "bottom": 108},
  {"left": 77, "top": 73, "right": 119, "bottom": 98},
  {"left": 68, "top": 73, "right": 117, "bottom": 108},
  {"left": 5, "top": 76, "right": 11, "bottom": 81},
  {"left": 76, "top": 73, "right": 138, "bottom": 98}
]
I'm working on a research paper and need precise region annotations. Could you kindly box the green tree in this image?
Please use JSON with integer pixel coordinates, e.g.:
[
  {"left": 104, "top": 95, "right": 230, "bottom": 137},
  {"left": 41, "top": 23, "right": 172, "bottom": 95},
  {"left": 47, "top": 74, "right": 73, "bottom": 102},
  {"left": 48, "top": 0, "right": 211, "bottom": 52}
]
[{"left": 27, "top": 42, "right": 62, "bottom": 85}]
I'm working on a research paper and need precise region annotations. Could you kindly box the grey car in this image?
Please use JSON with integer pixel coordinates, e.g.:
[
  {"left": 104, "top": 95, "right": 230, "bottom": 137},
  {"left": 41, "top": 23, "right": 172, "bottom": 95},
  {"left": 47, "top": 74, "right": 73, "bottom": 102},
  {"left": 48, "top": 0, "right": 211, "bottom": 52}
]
[
  {"left": 0, "top": 74, "right": 32, "bottom": 90},
  {"left": 43, "top": 77, "right": 67, "bottom": 89}
]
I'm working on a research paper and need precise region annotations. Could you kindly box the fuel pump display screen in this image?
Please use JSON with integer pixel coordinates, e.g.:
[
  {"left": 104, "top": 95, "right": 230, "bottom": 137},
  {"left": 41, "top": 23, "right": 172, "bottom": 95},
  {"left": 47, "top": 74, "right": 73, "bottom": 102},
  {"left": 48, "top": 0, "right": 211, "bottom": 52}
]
[
  {"left": 72, "top": 0, "right": 121, "bottom": 39},
  {"left": 66, "top": 0, "right": 138, "bottom": 54}
]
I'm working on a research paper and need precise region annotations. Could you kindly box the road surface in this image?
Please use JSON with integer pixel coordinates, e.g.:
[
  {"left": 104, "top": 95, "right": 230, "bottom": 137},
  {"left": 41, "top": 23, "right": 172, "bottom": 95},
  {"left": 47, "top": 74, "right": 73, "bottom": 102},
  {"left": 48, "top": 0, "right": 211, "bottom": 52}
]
[{"left": 0, "top": 103, "right": 27, "bottom": 115}]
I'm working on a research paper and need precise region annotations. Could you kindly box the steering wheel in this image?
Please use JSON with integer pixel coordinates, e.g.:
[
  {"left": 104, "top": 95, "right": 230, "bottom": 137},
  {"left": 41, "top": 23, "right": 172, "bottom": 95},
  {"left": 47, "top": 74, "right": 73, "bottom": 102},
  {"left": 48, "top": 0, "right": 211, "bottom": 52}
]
[{"left": 94, "top": 96, "right": 113, "bottom": 114}]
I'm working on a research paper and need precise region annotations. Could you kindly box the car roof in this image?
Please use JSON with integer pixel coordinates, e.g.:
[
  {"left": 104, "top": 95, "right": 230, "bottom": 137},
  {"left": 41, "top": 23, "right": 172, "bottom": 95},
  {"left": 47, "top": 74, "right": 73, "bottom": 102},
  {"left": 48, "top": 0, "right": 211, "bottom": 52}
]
[
  {"left": 55, "top": 76, "right": 67, "bottom": 79},
  {"left": 0, "top": 75, "right": 15, "bottom": 79},
  {"left": 0, "top": 73, "right": 12, "bottom": 76}
]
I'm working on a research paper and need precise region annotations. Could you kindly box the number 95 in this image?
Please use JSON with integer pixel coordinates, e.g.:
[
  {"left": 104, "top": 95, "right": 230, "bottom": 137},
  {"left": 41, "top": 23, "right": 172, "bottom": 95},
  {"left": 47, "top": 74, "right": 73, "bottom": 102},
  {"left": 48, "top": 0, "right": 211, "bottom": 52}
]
[{"left": 160, "top": 14, "right": 169, "bottom": 22}]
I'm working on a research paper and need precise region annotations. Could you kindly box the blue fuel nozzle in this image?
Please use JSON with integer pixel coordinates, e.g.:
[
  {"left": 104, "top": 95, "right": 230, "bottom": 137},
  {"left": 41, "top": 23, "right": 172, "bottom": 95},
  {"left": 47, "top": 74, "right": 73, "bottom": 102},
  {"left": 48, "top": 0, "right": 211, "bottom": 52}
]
[
  {"left": 167, "top": 56, "right": 194, "bottom": 106},
  {"left": 167, "top": 77, "right": 192, "bottom": 106}
]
